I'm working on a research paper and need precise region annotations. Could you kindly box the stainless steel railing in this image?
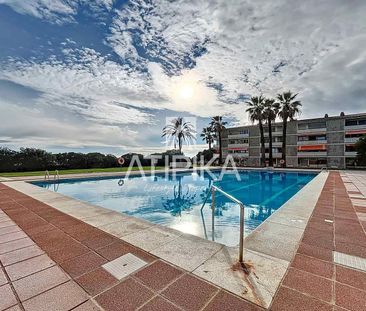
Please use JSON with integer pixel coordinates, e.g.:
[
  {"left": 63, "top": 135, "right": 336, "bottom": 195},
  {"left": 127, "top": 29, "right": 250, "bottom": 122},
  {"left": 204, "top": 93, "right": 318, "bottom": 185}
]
[{"left": 200, "top": 185, "right": 245, "bottom": 263}]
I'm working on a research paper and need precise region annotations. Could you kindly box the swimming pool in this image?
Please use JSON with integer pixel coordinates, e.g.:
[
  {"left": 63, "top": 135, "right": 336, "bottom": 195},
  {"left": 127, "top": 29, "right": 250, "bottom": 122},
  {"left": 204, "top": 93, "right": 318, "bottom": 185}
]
[{"left": 33, "top": 170, "right": 316, "bottom": 247}]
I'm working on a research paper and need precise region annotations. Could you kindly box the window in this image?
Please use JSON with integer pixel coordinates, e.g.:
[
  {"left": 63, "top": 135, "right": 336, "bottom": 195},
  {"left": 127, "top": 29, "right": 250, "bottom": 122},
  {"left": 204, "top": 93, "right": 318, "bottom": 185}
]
[
  {"left": 298, "top": 135, "right": 326, "bottom": 141},
  {"left": 346, "top": 119, "right": 366, "bottom": 126},
  {"left": 345, "top": 120, "right": 358, "bottom": 126},
  {"left": 298, "top": 122, "right": 326, "bottom": 130},
  {"left": 345, "top": 145, "right": 356, "bottom": 152},
  {"left": 239, "top": 129, "right": 249, "bottom": 135}
]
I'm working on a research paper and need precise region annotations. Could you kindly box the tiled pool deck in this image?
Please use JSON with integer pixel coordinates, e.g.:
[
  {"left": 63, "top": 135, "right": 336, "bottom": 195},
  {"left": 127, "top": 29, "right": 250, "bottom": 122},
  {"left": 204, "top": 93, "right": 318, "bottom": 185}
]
[{"left": 1, "top": 170, "right": 366, "bottom": 310}]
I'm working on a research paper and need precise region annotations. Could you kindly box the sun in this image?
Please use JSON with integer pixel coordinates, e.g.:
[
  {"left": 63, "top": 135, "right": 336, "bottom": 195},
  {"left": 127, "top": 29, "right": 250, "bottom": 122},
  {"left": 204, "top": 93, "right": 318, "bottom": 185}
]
[{"left": 178, "top": 84, "right": 194, "bottom": 99}]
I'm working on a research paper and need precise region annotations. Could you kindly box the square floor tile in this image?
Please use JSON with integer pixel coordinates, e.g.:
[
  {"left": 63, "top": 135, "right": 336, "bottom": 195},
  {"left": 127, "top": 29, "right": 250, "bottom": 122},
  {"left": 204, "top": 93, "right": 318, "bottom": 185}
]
[
  {"left": 0, "top": 231, "right": 27, "bottom": 244},
  {"left": 282, "top": 268, "right": 332, "bottom": 302},
  {"left": 0, "top": 268, "right": 8, "bottom": 286},
  {"left": 335, "top": 282, "right": 366, "bottom": 311},
  {"left": 60, "top": 252, "right": 107, "bottom": 278},
  {"left": 134, "top": 260, "right": 183, "bottom": 291},
  {"left": 22, "top": 281, "right": 88, "bottom": 311},
  {"left": 139, "top": 296, "right": 181, "bottom": 311},
  {"left": 96, "top": 278, "right": 154, "bottom": 311},
  {"left": 0, "top": 237, "right": 34, "bottom": 255},
  {"left": 95, "top": 241, "right": 136, "bottom": 261},
  {"left": 0, "top": 225, "right": 21, "bottom": 236},
  {"left": 291, "top": 253, "right": 334, "bottom": 278},
  {"left": 5, "top": 254, "right": 55, "bottom": 281},
  {"left": 75, "top": 267, "right": 118, "bottom": 296},
  {"left": 336, "top": 265, "right": 366, "bottom": 291},
  {"left": 48, "top": 242, "right": 89, "bottom": 263},
  {"left": 13, "top": 265, "right": 69, "bottom": 301},
  {"left": 271, "top": 286, "right": 332, "bottom": 311},
  {"left": 83, "top": 234, "right": 118, "bottom": 250},
  {"left": 203, "top": 290, "right": 261, "bottom": 311},
  {"left": 72, "top": 300, "right": 102, "bottom": 311},
  {"left": 162, "top": 274, "right": 219, "bottom": 311},
  {"left": 0, "top": 284, "right": 17, "bottom": 310},
  {"left": 0, "top": 245, "right": 44, "bottom": 266}
]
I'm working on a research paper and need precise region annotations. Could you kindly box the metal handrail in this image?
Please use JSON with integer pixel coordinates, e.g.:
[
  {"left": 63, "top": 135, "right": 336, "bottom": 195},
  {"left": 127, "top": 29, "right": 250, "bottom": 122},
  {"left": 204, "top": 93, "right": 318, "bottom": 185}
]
[
  {"left": 201, "top": 185, "right": 245, "bottom": 263},
  {"left": 54, "top": 170, "right": 60, "bottom": 181},
  {"left": 44, "top": 170, "right": 50, "bottom": 181}
]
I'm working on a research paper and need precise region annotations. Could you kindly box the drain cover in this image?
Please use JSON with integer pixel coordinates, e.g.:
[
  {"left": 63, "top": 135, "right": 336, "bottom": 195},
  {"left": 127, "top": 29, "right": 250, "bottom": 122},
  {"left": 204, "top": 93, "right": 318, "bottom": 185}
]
[
  {"left": 333, "top": 251, "right": 366, "bottom": 272},
  {"left": 102, "top": 253, "right": 147, "bottom": 280}
]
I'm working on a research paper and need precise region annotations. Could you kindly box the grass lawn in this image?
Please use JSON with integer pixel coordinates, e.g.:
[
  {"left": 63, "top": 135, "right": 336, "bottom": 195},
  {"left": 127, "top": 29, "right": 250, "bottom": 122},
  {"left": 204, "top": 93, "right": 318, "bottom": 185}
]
[{"left": 0, "top": 166, "right": 165, "bottom": 177}]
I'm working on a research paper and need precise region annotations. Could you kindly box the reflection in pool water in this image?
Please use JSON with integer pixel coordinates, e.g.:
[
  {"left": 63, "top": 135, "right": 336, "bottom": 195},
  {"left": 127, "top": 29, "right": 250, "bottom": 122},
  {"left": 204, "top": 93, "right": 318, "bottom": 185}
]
[{"left": 33, "top": 170, "right": 316, "bottom": 247}]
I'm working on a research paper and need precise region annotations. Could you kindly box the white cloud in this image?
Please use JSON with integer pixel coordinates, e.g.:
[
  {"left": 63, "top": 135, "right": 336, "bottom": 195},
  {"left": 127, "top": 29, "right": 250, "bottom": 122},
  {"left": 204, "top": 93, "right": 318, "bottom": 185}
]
[
  {"left": 0, "top": 0, "right": 115, "bottom": 24},
  {"left": 1, "top": 0, "right": 366, "bottom": 153}
]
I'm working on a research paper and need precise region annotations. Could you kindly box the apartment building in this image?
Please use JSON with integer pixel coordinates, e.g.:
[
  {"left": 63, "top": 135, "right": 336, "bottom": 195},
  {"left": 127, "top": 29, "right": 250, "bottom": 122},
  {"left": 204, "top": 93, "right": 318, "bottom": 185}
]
[{"left": 221, "top": 112, "right": 366, "bottom": 169}]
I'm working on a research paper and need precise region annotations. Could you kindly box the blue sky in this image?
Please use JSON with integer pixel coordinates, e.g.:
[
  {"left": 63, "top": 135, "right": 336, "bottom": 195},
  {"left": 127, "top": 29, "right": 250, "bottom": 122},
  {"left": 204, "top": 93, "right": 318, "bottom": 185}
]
[{"left": 0, "top": 0, "right": 366, "bottom": 156}]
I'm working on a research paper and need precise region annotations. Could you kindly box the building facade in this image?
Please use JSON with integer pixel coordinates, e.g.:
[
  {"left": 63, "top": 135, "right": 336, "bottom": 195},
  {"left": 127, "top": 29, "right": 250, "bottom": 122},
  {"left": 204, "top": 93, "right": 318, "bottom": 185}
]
[{"left": 222, "top": 113, "right": 366, "bottom": 169}]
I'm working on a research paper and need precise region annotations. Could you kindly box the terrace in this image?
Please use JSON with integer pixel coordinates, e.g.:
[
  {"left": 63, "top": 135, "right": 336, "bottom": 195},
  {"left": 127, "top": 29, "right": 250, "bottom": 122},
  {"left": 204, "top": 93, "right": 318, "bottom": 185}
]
[{"left": 1, "top": 169, "right": 366, "bottom": 311}]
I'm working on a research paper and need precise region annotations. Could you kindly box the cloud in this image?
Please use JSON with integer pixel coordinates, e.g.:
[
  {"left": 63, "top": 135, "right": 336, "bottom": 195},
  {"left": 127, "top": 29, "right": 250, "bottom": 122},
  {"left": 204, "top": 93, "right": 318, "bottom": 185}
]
[
  {"left": 1, "top": 0, "right": 366, "bottom": 154},
  {"left": 0, "top": 0, "right": 115, "bottom": 24}
]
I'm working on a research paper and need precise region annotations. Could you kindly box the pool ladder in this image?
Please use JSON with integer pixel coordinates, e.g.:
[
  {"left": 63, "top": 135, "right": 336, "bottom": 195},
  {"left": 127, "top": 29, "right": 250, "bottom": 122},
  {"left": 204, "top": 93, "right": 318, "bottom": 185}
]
[
  {"left": 44, "top": 170, "right": 60, "bottom": 182},
  {"left": 200, "top": 185, "right": 245, "bottom": 263}
]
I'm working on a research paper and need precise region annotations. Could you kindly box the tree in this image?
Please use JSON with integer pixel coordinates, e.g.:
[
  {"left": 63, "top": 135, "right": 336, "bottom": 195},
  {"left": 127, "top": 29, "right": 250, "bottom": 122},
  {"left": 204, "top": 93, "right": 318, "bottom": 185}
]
[
  {"left": 355, "top": 135, "right": 366, "bottom": 166},
  {"left": 162, "top": 117, "right": 195, "bottom": 153},
  {"left": 263, "top": 98, "right": 280, "bottom": 167},
  {"left": 210, "top": 116, "right": 227, "bottom": 164},
  {"left": 200, "top": 127, "right": 215, "bottom": 150},
  {"left": 277, "top": 91, "right": 302, "bottom": 167},
  {"left": 246, "top": 96, "right": 266, "bottom": 166}
]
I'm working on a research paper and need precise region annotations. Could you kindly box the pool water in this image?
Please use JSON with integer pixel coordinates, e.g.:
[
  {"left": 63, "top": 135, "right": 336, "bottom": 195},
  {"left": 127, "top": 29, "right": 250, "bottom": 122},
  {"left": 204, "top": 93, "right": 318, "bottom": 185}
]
[{"left": 33, "top": 170, "right": 316, "bottom": 247}]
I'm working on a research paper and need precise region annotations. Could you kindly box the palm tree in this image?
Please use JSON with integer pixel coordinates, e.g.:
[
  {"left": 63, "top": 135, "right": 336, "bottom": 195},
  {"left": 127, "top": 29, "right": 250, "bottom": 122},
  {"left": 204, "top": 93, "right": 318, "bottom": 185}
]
[
  {"left": 210, "top": 116, "right": 227, "bottom": 164},
  {"left": 246, "top": 96, "right": 266, "bottom": 166},
  {"left": 263, "top": 98, "right": 279, "bottom": 167},
  {"left": 200, "top": 127, "right": 215, "bottom": 150},
  {"left": 162, "top": 117, "right": 196, "bottom": 153},
  {"left": 277, "top": 91, "right": 302, "bottom": 166}
]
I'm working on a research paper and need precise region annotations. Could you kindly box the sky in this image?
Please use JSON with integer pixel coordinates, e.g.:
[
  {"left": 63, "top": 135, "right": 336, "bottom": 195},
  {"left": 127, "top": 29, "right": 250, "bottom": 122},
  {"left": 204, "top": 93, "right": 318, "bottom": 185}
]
[{"left": 0, "top": 0, "right": 365, "bottom": 156}]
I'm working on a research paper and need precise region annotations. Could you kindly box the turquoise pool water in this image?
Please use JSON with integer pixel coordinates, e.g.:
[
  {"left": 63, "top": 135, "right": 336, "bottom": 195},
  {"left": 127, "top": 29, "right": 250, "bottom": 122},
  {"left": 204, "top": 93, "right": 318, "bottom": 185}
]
[{"left": 32, "top": 170, "right": 316, "bottom": 246}]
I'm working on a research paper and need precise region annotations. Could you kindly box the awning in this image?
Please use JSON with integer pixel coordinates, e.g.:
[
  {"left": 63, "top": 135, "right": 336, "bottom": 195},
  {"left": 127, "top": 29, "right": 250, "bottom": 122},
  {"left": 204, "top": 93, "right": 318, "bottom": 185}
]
[
  {"left": 298, "top": 144, "right": 327, "bottom": 151},
  {"left": 345, "top": 129, "right": 366, "bottom": 135}
]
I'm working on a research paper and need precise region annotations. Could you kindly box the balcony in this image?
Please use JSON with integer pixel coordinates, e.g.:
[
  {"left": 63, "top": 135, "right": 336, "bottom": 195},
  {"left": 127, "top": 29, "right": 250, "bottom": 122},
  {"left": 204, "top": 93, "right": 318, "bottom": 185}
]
[
  {"left": 297, "top": 140, "right": 327, "bottom": 146},
  {"left": 345, "top": 124, "right": 366, "bottom": 131},
  {"left": 228, "top": 143, "right": 249, "bottom": 149},
  {"left": 298, "top": 151, "right": 327, "bottom": 157},
  {"left": 263, "top": 152, "right": 282, "bottom": 158},
  {"left": 265, "top": 142, "right": 282, "bottom": 147},
  {"left": 297, "top": 128, "right": 327, "bottom": 135},
  {"left": 345, "top": 151, "right": 357, "bottom": 157},
  {"left": 344, "top": 137, "right": 359, "bottom": 143},
  {"left": 228, "top": 133, "right": 249, "bottom": 139}
]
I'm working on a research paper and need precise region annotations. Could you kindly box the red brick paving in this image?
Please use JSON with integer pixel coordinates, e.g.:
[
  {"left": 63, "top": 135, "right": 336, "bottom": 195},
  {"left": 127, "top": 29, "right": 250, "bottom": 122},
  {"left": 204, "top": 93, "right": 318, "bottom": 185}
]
[{"left": 271, "top": 172, "right": 366, "bottom": 311}]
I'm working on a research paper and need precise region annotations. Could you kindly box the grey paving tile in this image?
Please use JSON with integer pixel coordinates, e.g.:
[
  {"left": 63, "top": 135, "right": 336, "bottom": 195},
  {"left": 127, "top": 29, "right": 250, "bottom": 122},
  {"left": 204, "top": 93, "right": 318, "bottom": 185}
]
[
  {"left": 22, "top": 281, "right": 88, "bottom": 311},
  {"left": 13, "top": 265, "right": 69, "bottom": 301},
  {"left": 0, "top": 245, "right": 44, "bottom": 266},
  {"left": 5, "top": 254, "right": 55, "bottom": 281},
  {"left": 0, "top": 284, "right": 17, "bottom": 310},
  {"left": 0, "top": 238, "right": 34, "bottom": 255}
]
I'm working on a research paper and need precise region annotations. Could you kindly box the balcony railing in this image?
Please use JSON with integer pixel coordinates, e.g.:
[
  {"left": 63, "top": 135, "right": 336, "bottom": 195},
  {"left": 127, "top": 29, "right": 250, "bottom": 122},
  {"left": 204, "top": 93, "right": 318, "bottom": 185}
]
[
  {"left": 297, "top": 128, "right": 327, "bottom": 134},
  {"left": 345, "top": 151, "right": 357, "bottom": 157},
  {"left": 297, "top": 140, "right": 327, "bottom": 145},
  {"left": 344, "top": 137, "right": 359, "bottom": 143},
  {"left": 297, "top": 151, "right": 327, "bottom": 157},
  {"left": 227, "top": 133, "right": 249, "bottom": 139},
  {"left": 228, "top": 143, "right": 249, "bottom": 148}
]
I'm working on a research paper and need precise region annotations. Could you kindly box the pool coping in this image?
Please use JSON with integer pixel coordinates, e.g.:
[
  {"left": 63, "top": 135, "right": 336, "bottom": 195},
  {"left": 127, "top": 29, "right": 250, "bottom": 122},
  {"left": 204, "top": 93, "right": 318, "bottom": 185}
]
[
  {"left": 2, "top": 169, "right": 328, "bottom": 308},
  {"left": 0, "top": 166, "right": 322, "bottom": 182}
]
